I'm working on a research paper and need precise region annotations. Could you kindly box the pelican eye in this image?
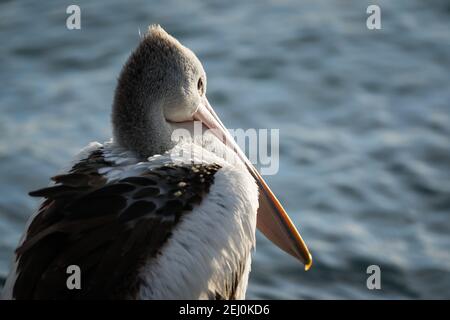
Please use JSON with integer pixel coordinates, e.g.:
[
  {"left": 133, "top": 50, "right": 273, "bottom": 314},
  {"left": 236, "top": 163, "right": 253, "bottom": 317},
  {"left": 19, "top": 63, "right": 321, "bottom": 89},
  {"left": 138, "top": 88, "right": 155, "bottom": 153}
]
[{"left": 197, "top": 78, "right": 204, "bottom": 96}]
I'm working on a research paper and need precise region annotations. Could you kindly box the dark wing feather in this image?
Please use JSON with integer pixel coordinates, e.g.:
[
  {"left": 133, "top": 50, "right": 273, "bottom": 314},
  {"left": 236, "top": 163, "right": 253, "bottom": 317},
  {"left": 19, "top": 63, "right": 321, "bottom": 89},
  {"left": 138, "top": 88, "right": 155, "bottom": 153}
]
[{"left": 13, "top": 149, "right": 220, "bottom": 300}]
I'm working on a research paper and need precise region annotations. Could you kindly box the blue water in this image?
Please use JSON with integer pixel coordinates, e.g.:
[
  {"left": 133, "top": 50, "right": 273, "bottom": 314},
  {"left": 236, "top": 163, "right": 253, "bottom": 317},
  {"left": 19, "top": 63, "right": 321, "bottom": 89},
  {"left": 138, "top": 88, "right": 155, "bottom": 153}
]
[{"left": 1, "top": 0, "right": 450, "bottom": 299}]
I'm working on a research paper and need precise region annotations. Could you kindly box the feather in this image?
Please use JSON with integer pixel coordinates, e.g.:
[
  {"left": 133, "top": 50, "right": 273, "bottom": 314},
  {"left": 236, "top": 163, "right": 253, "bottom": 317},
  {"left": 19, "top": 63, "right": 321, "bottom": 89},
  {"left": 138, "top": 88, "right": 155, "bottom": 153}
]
[{"left": 12, "top": 146, "right": 222, "bottom": 299}]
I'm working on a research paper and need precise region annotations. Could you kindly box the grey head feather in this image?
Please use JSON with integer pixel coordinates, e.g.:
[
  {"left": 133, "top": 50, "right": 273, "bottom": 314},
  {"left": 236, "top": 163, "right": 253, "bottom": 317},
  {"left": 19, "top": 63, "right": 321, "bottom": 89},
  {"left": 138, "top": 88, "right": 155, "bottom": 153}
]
[{"left": 112, "top": 25, "right": 206, "bottom": 158}]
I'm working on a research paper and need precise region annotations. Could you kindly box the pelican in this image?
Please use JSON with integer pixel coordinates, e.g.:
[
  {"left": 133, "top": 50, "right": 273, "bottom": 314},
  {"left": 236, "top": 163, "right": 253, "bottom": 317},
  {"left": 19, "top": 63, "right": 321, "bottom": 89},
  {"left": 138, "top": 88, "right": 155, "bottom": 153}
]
[{"left": 2, "top": 25, "right": 311, "bottom": 300}]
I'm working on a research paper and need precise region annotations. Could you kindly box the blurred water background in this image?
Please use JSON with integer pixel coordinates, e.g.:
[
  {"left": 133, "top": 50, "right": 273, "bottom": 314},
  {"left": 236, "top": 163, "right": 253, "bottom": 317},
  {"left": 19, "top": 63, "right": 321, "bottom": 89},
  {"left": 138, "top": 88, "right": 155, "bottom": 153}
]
[{"left": 1, "top": 0, "right": 450, "bottom": 299}]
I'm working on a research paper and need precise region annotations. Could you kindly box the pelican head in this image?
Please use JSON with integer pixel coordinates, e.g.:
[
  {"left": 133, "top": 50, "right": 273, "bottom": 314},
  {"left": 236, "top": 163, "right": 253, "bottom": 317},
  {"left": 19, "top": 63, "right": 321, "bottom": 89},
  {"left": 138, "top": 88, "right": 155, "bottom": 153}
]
[
  {"left": 111, "top": 25, "right": 312, "bottom": 269},
  {"left": 112, "top": 25, "right": 207, "bottom": 157}
]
